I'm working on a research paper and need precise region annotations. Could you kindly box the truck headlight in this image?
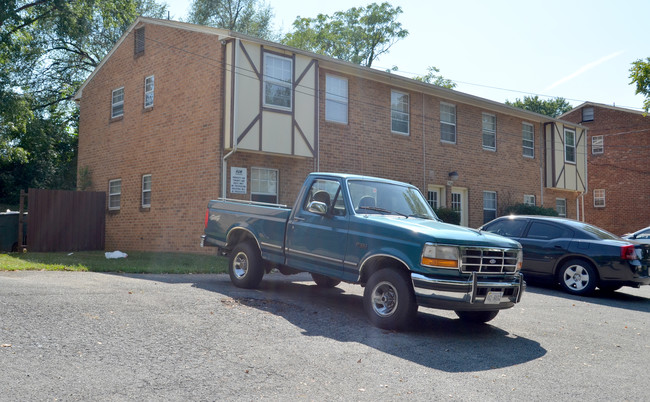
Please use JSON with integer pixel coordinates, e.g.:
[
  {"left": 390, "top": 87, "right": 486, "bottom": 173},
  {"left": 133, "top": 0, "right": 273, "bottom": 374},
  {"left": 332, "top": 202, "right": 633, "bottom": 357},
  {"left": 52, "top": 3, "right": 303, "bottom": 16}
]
[{"left": 421, "top": 244, "right": 459, "bottom": 269}]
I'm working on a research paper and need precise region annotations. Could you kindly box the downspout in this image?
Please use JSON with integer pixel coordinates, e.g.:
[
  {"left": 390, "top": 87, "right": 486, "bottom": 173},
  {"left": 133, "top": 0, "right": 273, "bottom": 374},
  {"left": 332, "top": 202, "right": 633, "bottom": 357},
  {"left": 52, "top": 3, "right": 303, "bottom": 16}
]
[
  {"left": 422, "top": 92, "right": 426, "bottom": 190},
  {"left": 222, "top": 38, "right": 239, "bottom": 198}
]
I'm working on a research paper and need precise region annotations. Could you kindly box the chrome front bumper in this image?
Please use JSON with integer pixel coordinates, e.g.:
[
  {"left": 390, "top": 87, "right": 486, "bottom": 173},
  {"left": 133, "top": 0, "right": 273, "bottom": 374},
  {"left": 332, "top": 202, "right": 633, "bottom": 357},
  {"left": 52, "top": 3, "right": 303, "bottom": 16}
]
[{"left": 411, "top": 272, "right": 525, "bottom": 310}]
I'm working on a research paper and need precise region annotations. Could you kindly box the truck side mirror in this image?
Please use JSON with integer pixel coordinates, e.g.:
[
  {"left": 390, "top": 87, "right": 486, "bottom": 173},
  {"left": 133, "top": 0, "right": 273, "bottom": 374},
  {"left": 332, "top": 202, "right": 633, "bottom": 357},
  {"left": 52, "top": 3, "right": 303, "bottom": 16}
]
[{"left": 307, "top": 201, "right": 328, "bottom": 215}]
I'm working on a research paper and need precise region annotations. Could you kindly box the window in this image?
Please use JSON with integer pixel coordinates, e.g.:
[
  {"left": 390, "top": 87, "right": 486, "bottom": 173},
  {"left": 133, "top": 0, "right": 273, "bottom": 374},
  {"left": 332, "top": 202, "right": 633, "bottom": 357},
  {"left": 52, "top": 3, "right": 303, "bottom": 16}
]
[
  {"left": 482, "top": 113, "right": 496, "bottom": 150},
  {"left": 483, "top": 218, "right": 527, "bottom": 238},
  {"left": 451, "top": 192, "right": 462, "bottom": 213},
  {"left": 134, "top": 27, "right": 145, "bottom": 54},
  {"left": 564, "top": 129, "right": 576, "bottom": 163},
  {"left": 594, "top": 189, "right": 605, "bottom": 207},
  {"left": 522, "top": 123, "right": 534, "bottom": 158},
  {"left": 526, "top": 221, "right": 573, "bottom": 240},
  {"left": 304, "top": 179, "right": 346, "bottom": 216},
  {"left": 111, "top": 87, "right": 124, "bottom": 118},
  {"left": 325, "top": 75, "right": 348, "bottom": 124},
  {"left": 483, "top": 191, "right": 497, "bottom": 223},
  {"left": 263, "top": 53, "right": 292, "bottom": 110},
  {"left": 556, "top": 198, "right": 566, "bottom": 217},
  {"left": 440, "top": 103, "right": 456, "bottom": 143},
  {"left": 144, "top": 75, "right": 154, "bottom": 108},
  {"left": 142, "top": 175, "right": 152, "bottom": 208},
  {"left": 391, "top": 90, "right": 409, "bottom": 135},
  {"left": 108, "top": 179, "right": 122, "bottom": 210},
  {"left": 251, "top": 167, "right": 278, "bottom": 204},
  {"left": 524, "top": 194, "right": 536, "bottom": 206},
  {"left": 592, "top": 135, "right": 603, "bottom": 154},
  {"left": 427, "top": 191, "right": 439, "bottom": 209},
  {"left": 582, "top": 107, "right": 594, "bottom": 122}
]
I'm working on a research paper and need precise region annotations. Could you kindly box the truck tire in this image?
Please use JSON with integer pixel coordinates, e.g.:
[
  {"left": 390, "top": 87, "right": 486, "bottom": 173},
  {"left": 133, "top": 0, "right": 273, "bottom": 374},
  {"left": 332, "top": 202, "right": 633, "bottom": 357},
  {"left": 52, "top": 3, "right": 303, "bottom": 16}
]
[
  {"left": 455, "top": 310, "right": 499, "bottom": 323},
  {"left": 228, "top": 241, "right": 264, "bottom": 289},
  {"left": 311, "top": 273, "right": 341, "bottom": 288},
  {"left": 363, "top": 268, "right": 417, "bottom": 330}
]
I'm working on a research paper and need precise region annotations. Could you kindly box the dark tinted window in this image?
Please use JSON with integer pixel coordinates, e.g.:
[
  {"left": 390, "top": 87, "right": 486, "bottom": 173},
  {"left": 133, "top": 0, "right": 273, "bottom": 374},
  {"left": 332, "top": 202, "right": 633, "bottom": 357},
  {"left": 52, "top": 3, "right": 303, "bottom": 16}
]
[
  {"left": 483, "top": 218, "right": 527, "bottom": 238},
  {"left": 526, "top": 221, "right": 573, "bottom": 240}
]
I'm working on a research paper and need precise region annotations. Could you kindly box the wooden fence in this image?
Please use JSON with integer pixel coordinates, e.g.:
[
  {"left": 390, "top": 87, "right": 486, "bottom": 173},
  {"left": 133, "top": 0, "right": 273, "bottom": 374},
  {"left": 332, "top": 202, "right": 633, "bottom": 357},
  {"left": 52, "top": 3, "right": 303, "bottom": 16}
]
[{"left": 26, "top": 189, "right": 106, "bottom": 252}]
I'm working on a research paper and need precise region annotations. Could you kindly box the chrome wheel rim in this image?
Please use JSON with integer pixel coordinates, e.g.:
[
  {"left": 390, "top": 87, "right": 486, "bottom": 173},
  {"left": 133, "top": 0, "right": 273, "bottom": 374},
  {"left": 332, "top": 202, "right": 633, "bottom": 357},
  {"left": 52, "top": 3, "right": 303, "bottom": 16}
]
[
  {"left": 371, "top": 281, "right": 398, "bottom": 317},
  {"left": 232, "top": 252, "right": 249, "bottom": 279},
  {"left": 563, "top": 265, "right": 590, "bottom": 291}
]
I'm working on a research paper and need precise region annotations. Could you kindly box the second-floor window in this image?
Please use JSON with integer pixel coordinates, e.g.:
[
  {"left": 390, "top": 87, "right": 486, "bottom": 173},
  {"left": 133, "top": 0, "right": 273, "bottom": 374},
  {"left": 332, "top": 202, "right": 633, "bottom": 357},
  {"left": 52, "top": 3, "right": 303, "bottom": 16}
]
[
  {"left": 592, "top": 135, "right": 603, "bottom": 154},
  {"left": 522, "top": 123, "right": 534, "bottom": 158},
  {"left": 564, "top": 129, "right": 576, "bottom": 163},
  {"left": 440, "top": 102, "right": 456, "bottom": 143},
  {"left": 325, "top": 75, "right": 348, "bottom": 124},
  {"left": 391, "top": 90, "right": 409, "bottom": 135},
  {"left": 482, "top": 113, "right": 496, "bottom": 151},
  {"left": 111, "top": 87, "right": 124, "bottom": 118},
  {"left": 144, "top": 75, "right": 154, "bottom": 108},
  {"left": 263, "top": 53, "right": 292, "bottom": 110}
]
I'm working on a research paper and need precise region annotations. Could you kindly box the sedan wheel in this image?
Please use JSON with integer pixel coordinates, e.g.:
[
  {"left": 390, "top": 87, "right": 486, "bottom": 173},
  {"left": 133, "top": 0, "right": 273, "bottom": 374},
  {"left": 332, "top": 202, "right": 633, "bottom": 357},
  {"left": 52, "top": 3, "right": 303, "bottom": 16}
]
[{"left": 558, "top": 259, "right": 597, "bottom": 296}]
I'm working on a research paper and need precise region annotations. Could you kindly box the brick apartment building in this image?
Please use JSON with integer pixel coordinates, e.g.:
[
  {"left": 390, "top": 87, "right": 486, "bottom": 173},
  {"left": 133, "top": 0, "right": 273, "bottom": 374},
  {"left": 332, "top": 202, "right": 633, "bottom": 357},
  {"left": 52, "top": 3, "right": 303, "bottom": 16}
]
[
  {"left": 74, "top": 17, "right": 586, "bottom": 252},
  {"left": 561, "top": 102, "right": 650, "bottom": 235}
]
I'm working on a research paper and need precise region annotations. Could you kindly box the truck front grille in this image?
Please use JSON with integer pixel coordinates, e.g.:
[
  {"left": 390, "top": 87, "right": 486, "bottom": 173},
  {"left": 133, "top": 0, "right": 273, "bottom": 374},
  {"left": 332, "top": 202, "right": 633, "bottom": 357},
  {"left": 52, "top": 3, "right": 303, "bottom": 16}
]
[{"left": 461, "top": 248, "right": 519, "bottom": 274}]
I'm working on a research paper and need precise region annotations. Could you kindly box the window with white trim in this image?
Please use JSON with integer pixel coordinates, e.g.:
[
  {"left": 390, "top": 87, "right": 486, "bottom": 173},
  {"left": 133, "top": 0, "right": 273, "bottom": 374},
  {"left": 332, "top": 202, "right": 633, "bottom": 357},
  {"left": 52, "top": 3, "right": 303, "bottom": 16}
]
[
  {"left": 594, "top": 189, "right": 605, "bottom": 207},
  {"left": 522, "top": 122, "right": 534, "bottom": 158},
  {"left": 440, "top": 102, "right": 456, "bottom": 143},
  {"left": 325, "top": 75, "right": 348, "bottom": 124},
  {"left": 111, "top": 87, "right": 124, "bottom": 118},
  {"left": 592, "top": 135, "right": 603, "bottom": 154},
  {"left": 427, "top": 191, "right": 439, "bottom": 209},
  {"left": 556, "top": 198, "right": 566, "bottom": 217},
  {"left": 524, "top": 194, "right": 536, "bottom": 206},
  {"left": 142, "top": 174, "right": 151, "bottom": 208},
  {"left": 144, "top": 75, "right": 154, "bottom": 108},
  {"left": 483, "top": 191, "right": 497, "bottom": 223},
  {"left": 564, "top": 129, "right": 576, "bottom": 163},
  {"left": 251, "top": 167, "right": 278, "bottom": 204},
  {"left": 263, "top": 53, "right": 292, "bottom": 110},
  {"left": 391, "top": 90, "right": 409, "bottom": 135},
  {"left": 482, "top": 113, "right": 496, "bottom": 150},
  {"left": 108, "top": 179, "right": 122, "bottom": 210}
]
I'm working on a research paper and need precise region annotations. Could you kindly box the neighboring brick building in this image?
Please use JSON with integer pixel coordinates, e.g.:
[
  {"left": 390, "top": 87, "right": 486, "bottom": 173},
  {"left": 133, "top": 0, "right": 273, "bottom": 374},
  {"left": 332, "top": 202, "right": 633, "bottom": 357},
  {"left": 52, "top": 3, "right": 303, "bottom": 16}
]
[
  {"left": 561, "top": 102, "right": 650, "bottom": 235},
  {"left": 75, "top": 17, "right": 586, "bottom": 252}
]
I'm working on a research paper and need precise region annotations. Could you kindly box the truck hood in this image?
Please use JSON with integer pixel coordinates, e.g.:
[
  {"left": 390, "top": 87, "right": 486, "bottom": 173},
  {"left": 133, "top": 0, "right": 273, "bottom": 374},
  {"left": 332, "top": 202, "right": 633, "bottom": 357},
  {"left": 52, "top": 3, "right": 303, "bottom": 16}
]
[{"left": 358, "top": 215, "right": 521, "bottom": 249}]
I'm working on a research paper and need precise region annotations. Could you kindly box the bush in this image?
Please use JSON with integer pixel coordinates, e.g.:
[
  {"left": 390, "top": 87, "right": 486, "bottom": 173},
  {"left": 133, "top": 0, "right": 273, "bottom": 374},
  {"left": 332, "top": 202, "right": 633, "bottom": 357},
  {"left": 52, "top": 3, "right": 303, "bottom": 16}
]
[
  {"left": 434, "top": 207, "right": 461, "bottom": 224},
  {"left": 503, "top": 203, "right": 558, "bottom": 216}
]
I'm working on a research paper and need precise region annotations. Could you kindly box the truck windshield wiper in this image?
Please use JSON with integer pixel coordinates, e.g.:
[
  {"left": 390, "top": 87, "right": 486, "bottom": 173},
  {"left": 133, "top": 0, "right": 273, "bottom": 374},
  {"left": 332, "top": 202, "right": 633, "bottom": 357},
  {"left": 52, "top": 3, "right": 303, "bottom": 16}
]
[{"left": 359, "top": 206, "right": 408, "bottom": 218}]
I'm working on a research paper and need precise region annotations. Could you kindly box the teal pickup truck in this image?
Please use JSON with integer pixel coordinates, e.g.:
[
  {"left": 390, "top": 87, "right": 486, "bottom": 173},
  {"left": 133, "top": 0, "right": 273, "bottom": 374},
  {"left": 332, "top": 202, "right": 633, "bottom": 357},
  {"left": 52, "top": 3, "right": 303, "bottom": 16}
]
[{"left": 202, "top": 173, "right": 525, "bottom": 329}]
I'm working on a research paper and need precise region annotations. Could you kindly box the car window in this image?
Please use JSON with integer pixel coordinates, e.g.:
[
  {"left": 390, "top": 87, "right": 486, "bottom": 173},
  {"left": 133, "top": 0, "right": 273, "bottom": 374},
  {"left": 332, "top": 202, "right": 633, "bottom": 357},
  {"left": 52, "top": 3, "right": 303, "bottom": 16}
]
[
  {"left": 483, "top": 219, "right": 527, "bottom": 237},
  {"left": 303, "top": 179, "right": 346, "bottom": 216},
  {"left": 637, "top": 228, "right": 650, "bottom": 240},
  {"left": 525, "top": 221, "right": 573, "bottom": 240}
]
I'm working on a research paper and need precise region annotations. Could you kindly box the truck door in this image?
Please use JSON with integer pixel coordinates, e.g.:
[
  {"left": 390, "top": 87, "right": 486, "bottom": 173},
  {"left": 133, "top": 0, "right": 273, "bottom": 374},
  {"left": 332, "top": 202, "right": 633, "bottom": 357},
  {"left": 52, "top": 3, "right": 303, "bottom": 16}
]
[{"left": 285, "top": 178, "right": 349, "bottom": 277}]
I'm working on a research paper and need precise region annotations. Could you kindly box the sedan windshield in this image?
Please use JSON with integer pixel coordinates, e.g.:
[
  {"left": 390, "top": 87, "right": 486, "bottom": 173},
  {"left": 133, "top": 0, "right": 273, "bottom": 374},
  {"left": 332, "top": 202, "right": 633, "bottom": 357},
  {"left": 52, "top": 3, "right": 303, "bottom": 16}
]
[{"left": 348, "top": 180, "right": 438, "bottom": 220}]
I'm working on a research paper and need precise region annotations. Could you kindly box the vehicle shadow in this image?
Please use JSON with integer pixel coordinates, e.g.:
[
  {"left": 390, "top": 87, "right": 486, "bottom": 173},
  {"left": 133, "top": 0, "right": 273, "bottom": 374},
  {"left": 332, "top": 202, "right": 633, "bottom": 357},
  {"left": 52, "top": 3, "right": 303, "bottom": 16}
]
[
  {"left": 524, "top": 282, "right": 650, "bottom": 313},
  {"left": 188, "top": 272, "right": 546, "bottom": 373}
]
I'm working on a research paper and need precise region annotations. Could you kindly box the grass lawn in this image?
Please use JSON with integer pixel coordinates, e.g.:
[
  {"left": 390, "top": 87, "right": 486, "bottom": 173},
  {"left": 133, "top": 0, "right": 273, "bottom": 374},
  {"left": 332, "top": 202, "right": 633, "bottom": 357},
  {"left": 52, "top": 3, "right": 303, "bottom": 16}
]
[{"left": 0, "top": 251, "right": 228, "bottom": 274}]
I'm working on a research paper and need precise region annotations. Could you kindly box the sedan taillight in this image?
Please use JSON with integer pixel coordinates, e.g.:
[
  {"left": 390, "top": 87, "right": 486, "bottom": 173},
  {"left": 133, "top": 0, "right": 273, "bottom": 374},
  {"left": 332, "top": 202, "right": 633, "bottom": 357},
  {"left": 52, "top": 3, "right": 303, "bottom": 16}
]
[
  {"left": 621, "top": 245, "right": 637, "bottom": 260},
  {"left": 204, "top": 209, "right": 209, "bottom": 229}
]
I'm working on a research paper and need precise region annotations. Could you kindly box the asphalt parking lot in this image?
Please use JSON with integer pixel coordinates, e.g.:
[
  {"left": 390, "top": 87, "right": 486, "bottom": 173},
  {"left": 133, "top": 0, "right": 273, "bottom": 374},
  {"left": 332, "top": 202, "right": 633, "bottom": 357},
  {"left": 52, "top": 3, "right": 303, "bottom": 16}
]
[{"left": 1, "top": 270, "right": 648, "bottom": 401}]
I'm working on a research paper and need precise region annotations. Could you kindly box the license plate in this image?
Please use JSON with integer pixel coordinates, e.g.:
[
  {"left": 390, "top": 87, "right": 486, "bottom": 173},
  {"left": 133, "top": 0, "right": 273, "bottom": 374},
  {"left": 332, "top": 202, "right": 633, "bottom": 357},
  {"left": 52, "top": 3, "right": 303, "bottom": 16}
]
[{"left": 485, "top": 291, "right": 503, "bottom": 304}]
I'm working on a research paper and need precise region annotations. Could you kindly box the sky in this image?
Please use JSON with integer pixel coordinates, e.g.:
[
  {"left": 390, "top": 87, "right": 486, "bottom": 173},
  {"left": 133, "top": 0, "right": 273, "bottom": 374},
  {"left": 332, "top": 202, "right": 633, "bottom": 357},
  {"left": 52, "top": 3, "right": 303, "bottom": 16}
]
[{"left": 163, "top": 0, "right": 649, "bottom": 111}]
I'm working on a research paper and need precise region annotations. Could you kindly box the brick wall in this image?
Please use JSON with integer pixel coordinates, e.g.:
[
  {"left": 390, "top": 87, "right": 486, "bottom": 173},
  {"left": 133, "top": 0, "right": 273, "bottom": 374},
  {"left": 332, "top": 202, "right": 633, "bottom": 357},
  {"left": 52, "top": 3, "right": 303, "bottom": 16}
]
[{"left": 562, "top": 104, "right": 650, "bottom": 234}]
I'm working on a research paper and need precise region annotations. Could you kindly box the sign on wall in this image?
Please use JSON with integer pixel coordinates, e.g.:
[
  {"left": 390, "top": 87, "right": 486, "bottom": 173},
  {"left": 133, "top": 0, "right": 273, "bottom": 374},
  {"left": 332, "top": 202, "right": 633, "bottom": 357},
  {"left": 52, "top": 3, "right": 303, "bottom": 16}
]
[{"left": 230, "top": 167, "right": 247, "bottom": 194}]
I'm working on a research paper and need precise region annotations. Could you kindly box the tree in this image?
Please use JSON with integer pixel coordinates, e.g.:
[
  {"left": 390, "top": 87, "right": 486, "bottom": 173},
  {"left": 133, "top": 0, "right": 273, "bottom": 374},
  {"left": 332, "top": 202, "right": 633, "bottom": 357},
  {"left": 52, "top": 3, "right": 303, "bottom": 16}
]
[
  {"left": 282, "top": 2, "right": 408, "bottom": 67},
  {"left": 412, "top": 66, "right": 456, "bottom": 89},
  {"left": 629, "top": 57, "right": 650, "bottom": 113},
  {"left": 187, "top": 0, "right": 274, "bottom": 40},
  {"left": 505, "top": 95, "right": 573, "bottom": 118}
]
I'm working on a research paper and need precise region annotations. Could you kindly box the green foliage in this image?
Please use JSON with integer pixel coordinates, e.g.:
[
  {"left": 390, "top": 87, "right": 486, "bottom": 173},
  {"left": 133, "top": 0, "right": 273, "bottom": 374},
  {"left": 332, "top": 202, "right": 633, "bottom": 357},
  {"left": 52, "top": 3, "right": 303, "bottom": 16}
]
[
  {"left": 413, "top": 66, "right": 456, "bottom": 89},
  {"left": 434, "top": 207, "right": 461, "bottom": 225},
  {"left": 502, "top": 203, "right": 559, "bottom": 217},
  {"left": 282, "top": 2, "right": 408, "bottom": 67},
  {"left": 505, "top": 95, "right": 573, "bottom": 118},
  {"left": 629, "top": 57, "right": 650, "bottom": 113},
  {"left": 187, "top": 0, "right": 275, "bottom": 40}
]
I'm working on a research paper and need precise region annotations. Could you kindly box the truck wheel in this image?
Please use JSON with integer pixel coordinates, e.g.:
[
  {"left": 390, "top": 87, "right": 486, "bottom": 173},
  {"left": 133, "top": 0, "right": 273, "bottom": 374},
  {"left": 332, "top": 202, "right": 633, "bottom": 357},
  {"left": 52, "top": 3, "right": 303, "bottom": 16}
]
[
  {"left": 558, "top": 259, "right": 597, "bottom": 296},
  {"left": 311, "top": 273, "right": 341, "bottom": 288},
  {"left": 455, "top": 310, "right": 499, "bottom": 323},
  {"left": 363, "top": 268, "right": 417, "bottom": 330},
  {"left": 228, "top": 242, "right": 264, "bottom": 289}
]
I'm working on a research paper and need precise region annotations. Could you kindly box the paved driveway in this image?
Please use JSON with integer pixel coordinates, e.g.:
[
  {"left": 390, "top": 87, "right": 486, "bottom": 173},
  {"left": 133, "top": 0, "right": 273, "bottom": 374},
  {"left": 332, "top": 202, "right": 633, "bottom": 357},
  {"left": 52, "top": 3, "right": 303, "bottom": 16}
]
[{"left": 1, "top": 271, "right": 648, "bottom": 400}]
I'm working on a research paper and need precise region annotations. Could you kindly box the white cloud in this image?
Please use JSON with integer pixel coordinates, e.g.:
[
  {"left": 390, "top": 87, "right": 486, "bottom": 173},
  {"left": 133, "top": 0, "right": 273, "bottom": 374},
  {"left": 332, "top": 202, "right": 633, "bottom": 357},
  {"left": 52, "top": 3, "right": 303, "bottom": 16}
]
[{"left": 544, "top": 51, "right": 625, "bottom": 91}]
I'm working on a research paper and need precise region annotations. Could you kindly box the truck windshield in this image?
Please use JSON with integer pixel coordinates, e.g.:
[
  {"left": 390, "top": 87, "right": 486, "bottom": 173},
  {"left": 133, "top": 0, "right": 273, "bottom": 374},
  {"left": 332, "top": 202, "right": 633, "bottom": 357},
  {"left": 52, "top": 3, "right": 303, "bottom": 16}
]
[{"left": 348, "top": 180, "right": 439, "bottom": 220}]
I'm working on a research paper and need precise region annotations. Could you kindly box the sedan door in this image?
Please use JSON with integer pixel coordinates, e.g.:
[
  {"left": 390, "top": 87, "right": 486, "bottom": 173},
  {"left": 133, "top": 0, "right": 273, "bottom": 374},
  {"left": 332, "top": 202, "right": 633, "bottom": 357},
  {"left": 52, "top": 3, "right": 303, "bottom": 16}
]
[{"left": 519, "top": 220, "right": 574, "bottom": 277}]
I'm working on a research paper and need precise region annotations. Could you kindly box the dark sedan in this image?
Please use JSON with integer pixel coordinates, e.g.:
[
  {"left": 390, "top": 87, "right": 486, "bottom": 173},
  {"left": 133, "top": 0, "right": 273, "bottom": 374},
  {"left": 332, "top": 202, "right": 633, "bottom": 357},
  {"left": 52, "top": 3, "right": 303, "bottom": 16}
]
[{"left": 480, "top": 216, "right": 650, "bottom": 295}]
